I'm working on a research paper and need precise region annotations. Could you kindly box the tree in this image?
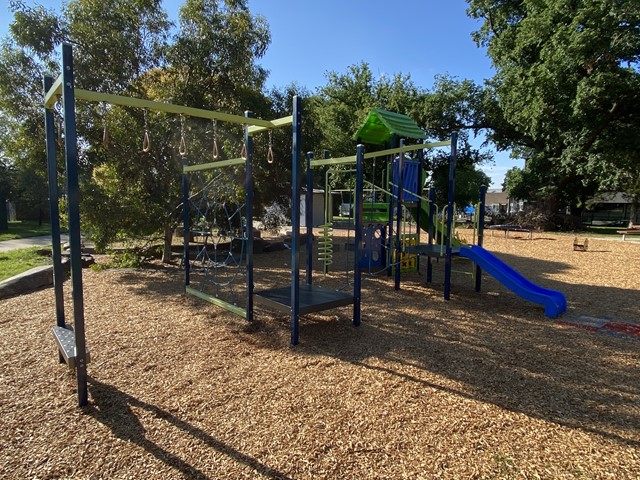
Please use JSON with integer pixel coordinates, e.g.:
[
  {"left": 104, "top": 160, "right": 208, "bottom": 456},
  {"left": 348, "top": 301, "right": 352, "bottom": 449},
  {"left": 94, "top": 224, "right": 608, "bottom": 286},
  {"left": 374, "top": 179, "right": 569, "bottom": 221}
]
[
  {"left": 1, "top": 0, "right": 275, "bottom": 261},
  {"left": 309, "top": 64, "right": 495, "bottom": 199},
  {"left": 428, "top": 134, "right": 493, "bottom": 208},
  {"left": 0, "top": 155, "right": 14, "bottom": 231},
  {"left": 467, "top": 0, "right": 640, "bottom": 219},
  {"left": 1, "top": 0, "right": 170, "bottom": 231}
]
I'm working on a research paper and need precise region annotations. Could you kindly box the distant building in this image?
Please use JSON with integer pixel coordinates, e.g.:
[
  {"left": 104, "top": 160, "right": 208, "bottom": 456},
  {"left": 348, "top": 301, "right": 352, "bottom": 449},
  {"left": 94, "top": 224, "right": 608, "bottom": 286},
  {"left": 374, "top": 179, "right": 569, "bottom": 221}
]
[
  {"left": 485, "top": 189, "right": 523, "bottom": 215},
  {"left": 582, "top": 192, "right": 635, "bottom": 226}
]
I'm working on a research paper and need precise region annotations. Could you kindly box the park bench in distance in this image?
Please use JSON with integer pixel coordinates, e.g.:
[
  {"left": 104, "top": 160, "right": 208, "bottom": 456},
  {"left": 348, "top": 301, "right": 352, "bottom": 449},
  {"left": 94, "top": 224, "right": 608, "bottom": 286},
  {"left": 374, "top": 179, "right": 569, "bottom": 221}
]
[{"left": 617, "top": 224, "right": 640, "bottom": 241}]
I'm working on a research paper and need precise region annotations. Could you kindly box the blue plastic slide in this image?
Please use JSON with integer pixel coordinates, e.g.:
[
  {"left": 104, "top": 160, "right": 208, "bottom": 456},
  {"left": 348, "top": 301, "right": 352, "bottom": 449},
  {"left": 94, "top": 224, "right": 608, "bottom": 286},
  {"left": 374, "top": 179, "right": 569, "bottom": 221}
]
[{"left": 459, "top": 245, "right": 567, "bottom": 318}]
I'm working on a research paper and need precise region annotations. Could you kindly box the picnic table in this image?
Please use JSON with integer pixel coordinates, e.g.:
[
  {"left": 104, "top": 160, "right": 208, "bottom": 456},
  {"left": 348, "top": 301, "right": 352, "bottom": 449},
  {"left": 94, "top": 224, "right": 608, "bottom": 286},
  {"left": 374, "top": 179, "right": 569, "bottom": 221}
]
[{"left": 617, "top": 224, "right": 640, "bottom": 241}]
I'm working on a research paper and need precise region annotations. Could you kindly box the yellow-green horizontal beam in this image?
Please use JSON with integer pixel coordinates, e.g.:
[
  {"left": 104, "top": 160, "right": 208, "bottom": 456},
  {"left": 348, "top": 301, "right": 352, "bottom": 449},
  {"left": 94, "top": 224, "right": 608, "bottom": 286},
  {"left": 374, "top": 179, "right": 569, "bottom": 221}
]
[
  {"left": 309, "top": 140, "right": 452, "bottom": 167},
  {"left": 44, "top": 76, "right": 278, "bottom": 128},
  {"left": 311, "top": 154, "right": 357, "bottom": 167},
  {"left": 247, "top": 115, "right": 293, "bottom": 135},
  {"left": 183, "top": 157, "right": 245, "bottom": 172},
  {"left": 185, "top": 286, "right": 247, "bottom": 318},
  {"left": 44, "top": 75, "right": 63, "bottom": 108},
  {"left": 75, "top": 89, "right": 273, "bottom": 127}
]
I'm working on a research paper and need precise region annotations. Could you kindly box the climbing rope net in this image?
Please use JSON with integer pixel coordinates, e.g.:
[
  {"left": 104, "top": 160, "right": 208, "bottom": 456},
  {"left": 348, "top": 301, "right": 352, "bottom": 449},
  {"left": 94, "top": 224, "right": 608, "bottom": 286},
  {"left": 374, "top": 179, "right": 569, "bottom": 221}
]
[{"left": 187, "top": 171, "right": 248, "bottom": 309}]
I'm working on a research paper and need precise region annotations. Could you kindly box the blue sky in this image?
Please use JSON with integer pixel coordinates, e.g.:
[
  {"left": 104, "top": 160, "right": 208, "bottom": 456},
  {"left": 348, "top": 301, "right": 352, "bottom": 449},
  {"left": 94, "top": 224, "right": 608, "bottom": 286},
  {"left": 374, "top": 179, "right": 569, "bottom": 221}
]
[{"left": 1, "top": 0, "right": 523, "bottom": 187}]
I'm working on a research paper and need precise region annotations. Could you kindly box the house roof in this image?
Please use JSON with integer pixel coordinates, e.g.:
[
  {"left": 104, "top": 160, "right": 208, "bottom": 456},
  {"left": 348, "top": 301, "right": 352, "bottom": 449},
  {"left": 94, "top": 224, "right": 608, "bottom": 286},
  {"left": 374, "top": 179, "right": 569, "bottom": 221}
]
[
  {"left": 353, "top": 109, "right": 427, "bottom": 145},
  {"left": 591, "top": 192, "right": 633, "bottom": 204}
]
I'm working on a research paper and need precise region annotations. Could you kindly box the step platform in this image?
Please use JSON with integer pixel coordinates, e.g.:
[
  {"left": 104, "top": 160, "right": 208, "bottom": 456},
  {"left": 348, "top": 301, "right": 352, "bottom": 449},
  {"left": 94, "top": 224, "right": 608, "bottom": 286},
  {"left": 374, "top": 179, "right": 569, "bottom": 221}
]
[
  {"left": 255, "top": 284, "right": 354, "bottom": 315},
  {"left": 52, "top": 325, "right": 90, "bottom": 369}
]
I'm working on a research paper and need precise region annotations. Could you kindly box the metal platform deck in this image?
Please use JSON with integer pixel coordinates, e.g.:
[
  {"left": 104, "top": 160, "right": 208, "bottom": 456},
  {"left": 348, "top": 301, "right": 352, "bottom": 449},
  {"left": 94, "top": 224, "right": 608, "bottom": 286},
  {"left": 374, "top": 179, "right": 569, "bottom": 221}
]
[{"left": 254, "top": 284, "right": 354, "bottom": 315}]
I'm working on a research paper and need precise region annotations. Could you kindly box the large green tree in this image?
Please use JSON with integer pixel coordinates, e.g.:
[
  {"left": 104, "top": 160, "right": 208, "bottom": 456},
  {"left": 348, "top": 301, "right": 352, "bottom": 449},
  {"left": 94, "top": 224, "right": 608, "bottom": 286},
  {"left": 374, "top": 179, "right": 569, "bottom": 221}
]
[
  {"left": 1, "top": 0, "right": 170, "bottom": 232},
  {"left": 467, "top": 0, "right": 640, "bottom": 220},
  {"left": 1, "top": 0, "right": 278, "bottom": 259},
  {"left": 309, "top": 64, "right": 493, "bottom": 207}
]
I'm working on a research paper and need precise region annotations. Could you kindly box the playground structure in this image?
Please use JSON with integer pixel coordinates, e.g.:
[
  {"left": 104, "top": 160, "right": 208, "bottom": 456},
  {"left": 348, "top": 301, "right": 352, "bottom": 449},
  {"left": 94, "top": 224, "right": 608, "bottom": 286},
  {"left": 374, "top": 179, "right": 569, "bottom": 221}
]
[
  {"left": 43, "top": 44, "right": 361, "bottom": 406},
  {"left": 307, "top": 109, "right": 567, "bottom": 319},
  {"left": 44, "top": 45, "right": 566, "bottom": 408}
]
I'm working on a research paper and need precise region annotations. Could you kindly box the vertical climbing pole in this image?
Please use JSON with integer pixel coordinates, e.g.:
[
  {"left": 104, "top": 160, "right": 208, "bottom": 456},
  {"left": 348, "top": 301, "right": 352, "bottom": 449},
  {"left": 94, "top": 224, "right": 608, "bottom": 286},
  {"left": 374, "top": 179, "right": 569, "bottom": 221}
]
[
  {"left": 244, "top": 112, "right": 254, "bottom": 321},
  {"left": 290, "top": 96, "right": 302, "bottom": 345},
  {"left": 305, "top": 151, "right": 314, "bottom": 286},
  {"left": 475, "top": 185, "right": 487, "bottom": 292},
  {"left": 44, "top": 75, "right": 66, "bottom": 353},
  {"left": 415, "top": 144, "right": 425, "bottom": 274},
  {"left": 394, "top": 138, "right": 405, "bottom": 290},
  {"left": 61, "top": 43, "right": 88, "bottom": 406},
  {"left": 426, "top": 186, "right": 435, "bottom": 283},
  {"left": 444, "top": 132, "right": 458, "bottom": 301},
  {"left": 353, "top": 145, "right": 364, "bottom": 327},
  {"left": 386, "top": 134, "right": 397, "bottom": 277}
]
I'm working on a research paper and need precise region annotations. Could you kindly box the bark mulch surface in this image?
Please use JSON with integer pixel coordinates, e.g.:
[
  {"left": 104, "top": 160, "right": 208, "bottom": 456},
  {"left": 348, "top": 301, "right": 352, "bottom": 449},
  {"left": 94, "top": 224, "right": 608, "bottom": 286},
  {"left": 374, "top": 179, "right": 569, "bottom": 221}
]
[{"left": 1, "top": 231, "right": 638, "bottom": 479}]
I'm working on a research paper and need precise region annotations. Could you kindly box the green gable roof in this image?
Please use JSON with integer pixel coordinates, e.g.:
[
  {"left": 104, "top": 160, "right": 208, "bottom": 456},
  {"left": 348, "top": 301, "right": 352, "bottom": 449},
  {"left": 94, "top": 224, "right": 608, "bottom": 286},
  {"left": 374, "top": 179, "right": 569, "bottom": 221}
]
[{"left": 353, "top": 109, "right": 427, "bottom": 145}]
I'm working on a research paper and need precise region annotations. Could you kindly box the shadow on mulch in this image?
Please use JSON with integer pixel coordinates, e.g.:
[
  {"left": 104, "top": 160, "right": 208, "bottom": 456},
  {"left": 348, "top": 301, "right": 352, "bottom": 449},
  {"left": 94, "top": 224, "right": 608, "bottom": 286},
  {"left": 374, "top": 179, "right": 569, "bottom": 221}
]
[
  {"left": 104, "top": 253, "right": 640, "bottom": 449},
  {"left": 86, "top": 377, "right": 293, "bottom": 480}
]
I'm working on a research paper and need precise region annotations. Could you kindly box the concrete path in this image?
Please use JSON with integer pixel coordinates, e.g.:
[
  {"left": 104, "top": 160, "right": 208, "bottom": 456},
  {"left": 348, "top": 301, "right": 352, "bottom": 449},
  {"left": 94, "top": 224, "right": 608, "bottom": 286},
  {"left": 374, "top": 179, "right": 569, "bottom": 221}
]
[{"left": 0, "top": 234, "right": 69, "bottom": 253}]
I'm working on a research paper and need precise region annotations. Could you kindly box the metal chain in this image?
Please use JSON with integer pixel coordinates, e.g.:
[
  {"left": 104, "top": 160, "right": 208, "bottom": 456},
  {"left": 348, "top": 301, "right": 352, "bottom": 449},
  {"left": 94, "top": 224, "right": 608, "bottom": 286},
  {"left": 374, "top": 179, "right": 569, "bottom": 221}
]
[
  {"left": 212, "top": 119, "right": 219, "bottom": 160},
  {"left": 240, "top": 124, "right": 247, "bottom": 160},
  {"left": 142, "top": 109, "right": 151, "bottom": 153},
  {"left": 179, "top": 114, "right": 188, "bottom": 156},
  {"left": 54, "top": 99, "right": 64, "bottom": 146},
  {"left": 102, "top": 103, "right": 110, "bottom": 149},
  {"left": 267, "top": 129, "right": 274, "bottom": 164}
]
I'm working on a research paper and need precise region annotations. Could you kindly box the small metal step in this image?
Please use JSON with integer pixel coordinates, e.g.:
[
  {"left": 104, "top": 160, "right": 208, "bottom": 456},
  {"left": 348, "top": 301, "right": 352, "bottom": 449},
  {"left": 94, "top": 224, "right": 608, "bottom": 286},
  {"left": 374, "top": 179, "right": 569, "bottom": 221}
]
[{"left": 52, "top": 325, "right": 90, "bottom": 369}]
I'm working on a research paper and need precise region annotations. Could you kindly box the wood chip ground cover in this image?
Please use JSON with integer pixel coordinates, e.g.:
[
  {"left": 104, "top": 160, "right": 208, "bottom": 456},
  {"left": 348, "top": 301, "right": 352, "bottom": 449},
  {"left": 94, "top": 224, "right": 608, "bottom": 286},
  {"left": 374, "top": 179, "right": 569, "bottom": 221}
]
[{"left": 1, "top": 230, "right": 638, "bottom": 479}]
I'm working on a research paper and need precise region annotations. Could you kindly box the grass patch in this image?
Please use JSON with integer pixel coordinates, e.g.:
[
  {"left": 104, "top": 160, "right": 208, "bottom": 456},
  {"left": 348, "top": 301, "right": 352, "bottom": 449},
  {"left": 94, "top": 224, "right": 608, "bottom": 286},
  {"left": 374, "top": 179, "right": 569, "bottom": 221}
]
[
  {"left": 584, "top": 225, "right": 623, "bottom": 236},
  {"left": 0, "top": 247, "right": 51, "bottom": 282},
  {"left": 0, "top": 221, "right": 55, "bottom": 241}
]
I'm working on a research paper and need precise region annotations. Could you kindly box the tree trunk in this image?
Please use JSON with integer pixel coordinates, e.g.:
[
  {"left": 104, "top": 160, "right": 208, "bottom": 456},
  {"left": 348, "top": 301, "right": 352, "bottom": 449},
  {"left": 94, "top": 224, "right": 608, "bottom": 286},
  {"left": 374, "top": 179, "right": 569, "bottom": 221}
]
[
  {"left": 162, "top": 222, "right": 174, "bottom": 263},
  {"left": 0, "top": 197, "right": 8, "bottom": 232},
  {"left": 630, "top": 198, "right": 640, "bottom": 226}
]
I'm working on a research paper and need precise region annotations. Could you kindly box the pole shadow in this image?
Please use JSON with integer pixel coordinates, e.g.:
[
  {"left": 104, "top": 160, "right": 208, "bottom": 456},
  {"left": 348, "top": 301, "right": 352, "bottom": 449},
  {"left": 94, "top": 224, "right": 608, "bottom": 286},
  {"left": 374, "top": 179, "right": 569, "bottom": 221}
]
[{"left": 85, "top": 377, "right": 292, "bottom": 480}]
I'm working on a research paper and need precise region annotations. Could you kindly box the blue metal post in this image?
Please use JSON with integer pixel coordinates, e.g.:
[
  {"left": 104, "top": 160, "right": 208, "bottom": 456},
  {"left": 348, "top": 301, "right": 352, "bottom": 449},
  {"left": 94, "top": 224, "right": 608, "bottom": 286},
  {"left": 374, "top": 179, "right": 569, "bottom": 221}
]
[
  {"left": 475, "top": 185, "right": 487, "bottom": 292},
  {"left": 182, "top": 157, "right": 190, "bottom": 287},
  {"left": 244, "top": 113, "right": 254, "bottom": 321},
  {"left": 305, "top": 152, "right": 313, "bottom": 285},
  {"left": 353, "top": 145, "right": 364, "bottom": 326},
  {"left": 444, "top": 132, "right": 458, "bottom": 301},
  {"left": 61, "top": 44, "right": 88, "bottom": 407},
  {"left": 44, "top": 75, "right": 65, "bottom": 332},
  {"left": 290, "top": 96, "right": 302, "bottom": 345},
  {"left": 394, "top": 138, "right": 405, "bottom": 290}
]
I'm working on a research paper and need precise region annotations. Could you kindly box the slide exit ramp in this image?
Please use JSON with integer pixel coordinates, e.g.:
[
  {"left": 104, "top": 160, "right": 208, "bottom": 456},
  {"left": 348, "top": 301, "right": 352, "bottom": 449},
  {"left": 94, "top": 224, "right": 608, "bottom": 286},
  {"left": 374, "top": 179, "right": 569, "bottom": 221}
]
[{"left": 459, "top": 245, "right": 567, "bottom": 318}]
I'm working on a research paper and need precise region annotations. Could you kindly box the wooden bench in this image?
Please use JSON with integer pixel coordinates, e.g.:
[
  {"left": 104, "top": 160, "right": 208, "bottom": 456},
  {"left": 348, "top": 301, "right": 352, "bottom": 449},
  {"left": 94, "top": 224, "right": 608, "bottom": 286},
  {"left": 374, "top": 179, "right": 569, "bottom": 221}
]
[
  {"left": 617, "top": 225, "right": 640, "bottom": 241},
  {"left": 52, "top": 325, "right": 90, "bottom": 369}
]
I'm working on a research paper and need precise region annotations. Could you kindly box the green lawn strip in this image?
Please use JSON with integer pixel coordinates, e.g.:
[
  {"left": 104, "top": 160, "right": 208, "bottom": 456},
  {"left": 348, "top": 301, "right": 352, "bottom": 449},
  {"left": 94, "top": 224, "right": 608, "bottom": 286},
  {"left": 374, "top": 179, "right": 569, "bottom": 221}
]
[
  {"left": 584, "top": 226, "right": 624, "bottom": 236},
  {"left": 0, "top": 221, "right": 55, "bottom": 241},
  {"left": 0, "top": 247, "right": 52, "bottom": 282}
]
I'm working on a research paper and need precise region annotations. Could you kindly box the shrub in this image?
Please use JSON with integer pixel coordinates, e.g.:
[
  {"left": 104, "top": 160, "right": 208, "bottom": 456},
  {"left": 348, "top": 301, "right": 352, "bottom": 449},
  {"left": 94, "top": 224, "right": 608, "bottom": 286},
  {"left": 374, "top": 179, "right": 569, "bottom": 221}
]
[{"left": 261, "top": 202, "right": 289, "bottom": 235}]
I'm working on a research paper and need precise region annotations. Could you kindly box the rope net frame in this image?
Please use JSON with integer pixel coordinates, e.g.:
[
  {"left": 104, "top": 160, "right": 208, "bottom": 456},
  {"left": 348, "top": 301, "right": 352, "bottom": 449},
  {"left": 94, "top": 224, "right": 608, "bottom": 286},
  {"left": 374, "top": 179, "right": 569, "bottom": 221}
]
[{"left": 187, "top": 170, "right": 249, "bottom": 310}]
